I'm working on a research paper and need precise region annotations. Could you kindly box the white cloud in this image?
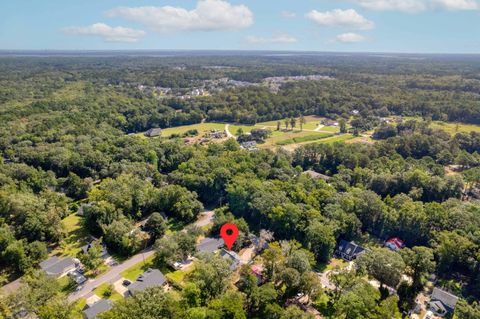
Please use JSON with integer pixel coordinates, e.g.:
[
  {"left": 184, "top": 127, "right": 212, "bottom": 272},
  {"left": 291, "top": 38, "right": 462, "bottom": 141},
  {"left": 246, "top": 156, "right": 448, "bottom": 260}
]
[
  {"left": 280, "top": 11, "right": 297, "bottom": 18},
  {"left": 106, "top": 0, "right": 254, "bottom": 32},
  {"left": 306, "top": 9, "right": 374, "bottom": 30},
  {"left": 63, "top": 23, "right": 146, "bottom": 42},
  {"left": 246, "top": 34, "right": 298, "bottom": 44},
  {"left": 351, "top": 0, "right": 478, "bottom": 13},
  {"left": 336, "top": 32, "right": 367, "bottom": 43}
]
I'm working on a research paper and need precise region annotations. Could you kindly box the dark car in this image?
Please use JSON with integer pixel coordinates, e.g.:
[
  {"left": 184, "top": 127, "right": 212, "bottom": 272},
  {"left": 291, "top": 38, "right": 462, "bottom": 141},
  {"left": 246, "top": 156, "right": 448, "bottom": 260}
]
[{"left": 122, "top": 280, "right": 131, "bottom": 287}]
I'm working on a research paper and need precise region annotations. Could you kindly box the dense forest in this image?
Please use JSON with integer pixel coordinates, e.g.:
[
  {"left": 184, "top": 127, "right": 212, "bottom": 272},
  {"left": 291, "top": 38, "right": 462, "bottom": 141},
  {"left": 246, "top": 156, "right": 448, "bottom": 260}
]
[{"left": 1, "top": 53, "right": 480, "bottom": 319}]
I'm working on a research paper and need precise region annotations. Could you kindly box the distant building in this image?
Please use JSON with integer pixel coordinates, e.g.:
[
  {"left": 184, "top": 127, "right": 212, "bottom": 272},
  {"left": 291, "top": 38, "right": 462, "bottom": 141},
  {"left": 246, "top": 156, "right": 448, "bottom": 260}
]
[
  {"left": 302, "top": 170, "right": 331, "bottom": 181},
  {"left": 240, "top": 141, "right": 257, "bottom": 151},
  {"left": 429, "top": 287, "right": 459, "bottom": 317},
  {"left": 220, "top": 249, "right": 241, "bottom": 270},
  {"left": 335, "top": 240, "right": 366, "bottom": 261},
  {"left": 144, "top": 128, "right": 162, "bottom": 137},
  {"left": 385, "top": 237, "right": 405, "bottom": 251},
  {"left": 83, "top": 299, "right": 112, "bottom": 319},
  {"left": 39, "top": 256, "right": 77, "bottom": 278},
  {"left": 197, "top": 237, "right": 224, "bottom": 253},
  {"left": 128, "top": 268, "right": 166, "bottom": 296}
]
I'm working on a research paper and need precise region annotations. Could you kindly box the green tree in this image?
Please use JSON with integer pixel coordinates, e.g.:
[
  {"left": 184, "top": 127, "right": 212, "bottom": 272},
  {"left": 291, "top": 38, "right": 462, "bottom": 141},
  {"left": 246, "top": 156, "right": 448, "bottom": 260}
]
[
  {"left": 356, "top": 248, "right": 406, "bottom": 289},
  {"left": 305, "top": 221, "right": 336, "bottom": 263},
  {"left": 144, "top": 212, "right": 167, "bottom": 240}
]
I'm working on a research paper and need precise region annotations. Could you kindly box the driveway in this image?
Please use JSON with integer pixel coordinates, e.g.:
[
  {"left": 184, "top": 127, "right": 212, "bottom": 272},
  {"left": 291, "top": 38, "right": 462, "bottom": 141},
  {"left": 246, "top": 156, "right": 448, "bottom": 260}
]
[
  {"left": 195, "top": 210, "right": 215, "bottom": 227},
  {"left": 68, "top": 248, "right": 154, "bottom": 302}
]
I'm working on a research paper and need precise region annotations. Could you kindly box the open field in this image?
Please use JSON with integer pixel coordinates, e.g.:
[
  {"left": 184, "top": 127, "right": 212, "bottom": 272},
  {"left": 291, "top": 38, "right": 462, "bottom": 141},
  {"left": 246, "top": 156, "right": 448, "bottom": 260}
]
[
  {"left": 160, "top": 123, "right": 226, "bottom": 137},
  {"left": 53, "top": 214, "right": 89, "bottom": 258},
  {"left": 394, "top": 116, "right": 480, "bottom": 135},
  {"left": 275, "top": 133, "right": 333, "bottom": 145}
]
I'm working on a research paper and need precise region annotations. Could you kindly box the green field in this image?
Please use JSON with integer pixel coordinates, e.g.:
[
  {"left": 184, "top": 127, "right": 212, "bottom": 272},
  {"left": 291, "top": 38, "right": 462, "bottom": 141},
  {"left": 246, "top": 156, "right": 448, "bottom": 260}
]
[
  {"left": 161, "top": 123, "right": 226, "bottom": 137},
  {"left": 54, "top": 214, "right": 89, "bottom": 258},
  {"left": 275, "top": 133, "right": 333, "bottom": 145},
  {"left": 317, "top": 134, "right": 354, "bottom": 144},
  {"left": 228, "top": 124, "right": 257, "bottom": 135}
]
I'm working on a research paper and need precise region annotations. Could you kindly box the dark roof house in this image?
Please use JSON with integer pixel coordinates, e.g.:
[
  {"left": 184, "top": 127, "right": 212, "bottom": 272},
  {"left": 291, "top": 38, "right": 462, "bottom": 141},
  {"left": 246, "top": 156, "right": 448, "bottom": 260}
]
[
  {"left": 429, "top": 287, "right": 459, "bottom": 317},
  {"left": 220, "top": 249, "right": 241, "bottom": 270},
  {"left": 128, "top": 268, "right": 166, "bottom": 296},
  {"left": 39, "top": 256, "right": 77, "bottom": 278},
  {"left": 145, "top": 128, "right": 162, "bottom": 137},
  {"left": 197, "top": 237, "right": 224, "bottom": 253},
  {"left": 335, "top": 240, "right": 366, "bottom": 261},
  {"left": 83, "top": 299, "right": 112, "bottom": 319}
]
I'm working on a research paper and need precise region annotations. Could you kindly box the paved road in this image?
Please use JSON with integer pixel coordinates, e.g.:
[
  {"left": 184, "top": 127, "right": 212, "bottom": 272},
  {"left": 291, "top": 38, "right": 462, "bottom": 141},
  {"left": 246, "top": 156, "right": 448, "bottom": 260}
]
[
  {"left": 68, "top": 248, "right": 155, "bottom": 302},
  {"left": 68, "top": 209, "right": 215, "bottom": 302}
]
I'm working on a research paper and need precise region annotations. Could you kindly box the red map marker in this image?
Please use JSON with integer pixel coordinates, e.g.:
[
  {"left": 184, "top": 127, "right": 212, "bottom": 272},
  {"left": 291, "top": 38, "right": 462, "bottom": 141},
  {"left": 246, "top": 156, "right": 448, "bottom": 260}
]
[{"left": 220, "top": 223, "right": 239, "bottom": 250}]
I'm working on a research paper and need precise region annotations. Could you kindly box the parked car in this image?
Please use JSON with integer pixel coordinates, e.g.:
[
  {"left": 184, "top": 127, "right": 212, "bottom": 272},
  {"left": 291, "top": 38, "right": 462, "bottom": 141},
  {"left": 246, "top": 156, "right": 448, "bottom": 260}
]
[{"left": 122, "top": 280, "right": 131, "bottom": 287}]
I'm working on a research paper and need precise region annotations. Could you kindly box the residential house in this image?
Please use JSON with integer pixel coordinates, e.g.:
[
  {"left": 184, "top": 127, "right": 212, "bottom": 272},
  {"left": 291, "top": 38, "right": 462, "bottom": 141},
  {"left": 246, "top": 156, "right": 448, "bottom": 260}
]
[
  {"left": 144, "top": 128, "right": 162, "bottom": 137},
  {"left": 80, "top": 242, "right": 108, "bottom": 259},
  {"left": 197, "top": 237, "right": 224, "bottom": 254},
  {"left": 385, "top": 237, "right": 405, "bottom": 251},
  {"left": 68, "top": 270, "right": 87, "bottom": 285},
  {"left": 39, "top": 256, "right": 78, "bottom": 278},
  {"left": 82, "top": 299, "right": 112, "bottom": 319},
  {"left": 240, "top": 141, "right": 257, "bottom": 151},
  {"left": 335, "top": 240, "right": 366, "bottom": 261},
  {"left": 220, "top": 249, "right": 241, "bottom": 270},
  {"left": 128, "top": 268, "right": 166, "bottom": 296},
  {"left": 428, "top": 287, "right": 459, "bottom": 317}
]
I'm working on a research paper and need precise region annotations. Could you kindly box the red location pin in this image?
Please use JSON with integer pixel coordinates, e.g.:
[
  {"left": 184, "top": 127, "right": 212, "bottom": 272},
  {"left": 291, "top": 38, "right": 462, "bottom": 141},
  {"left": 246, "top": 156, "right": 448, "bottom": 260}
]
[{"left": 220, "top": 223, "right": 239, "bottom": 250}]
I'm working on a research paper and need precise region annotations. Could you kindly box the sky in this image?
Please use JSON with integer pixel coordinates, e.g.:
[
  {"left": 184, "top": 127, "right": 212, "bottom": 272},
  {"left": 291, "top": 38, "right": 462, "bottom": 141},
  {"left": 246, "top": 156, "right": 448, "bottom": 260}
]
[{"left": 0, "top": 0, "right": 479, "bottom": 53}]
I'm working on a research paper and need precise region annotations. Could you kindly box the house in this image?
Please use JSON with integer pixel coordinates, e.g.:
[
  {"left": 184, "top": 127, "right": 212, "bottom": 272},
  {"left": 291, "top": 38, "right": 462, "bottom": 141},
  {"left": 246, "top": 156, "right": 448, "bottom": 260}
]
[
  {"left": 77, "top": 202, "right": 95, "bottom": 216},
  {"left": 428, "top": 287, "right": 459, "bottom": 317},
  {"left": 335, "top": 240, "right": 366, "bottom": 261},
  {"left": 302, "top": 170, "right": 331, "bottom": 181},
  {"left": 197, "top": 237, "right": 224, "bottom": 253},
  {"left": 220, "top": 249, "right": 241, "bottom": 270},
  {"left": 144, "top": 128, "right": 162, "bottom": 137},
  {"left": 251, "top": 265, "right": 263, "bottom": 284},
  {"left": 385, "top": 237, "right": 405, "bottom": 251},
  {"left": 128, "top": 268, "right": 166, "bottom": 296},
  {"left": 82, "top": 299, "right": 112, "bottom": 319},
  {"left": 80, "top": 242, "right": 108, "bottom": 258},
  {"left": 240, "top": 141, "right": 257, "bottom": 151},
  {"left": 39, "top": 256, "right": 78, "bottom": 278},
  {"left": 68, "top": 270, "right": 87, "bottom": 285}
]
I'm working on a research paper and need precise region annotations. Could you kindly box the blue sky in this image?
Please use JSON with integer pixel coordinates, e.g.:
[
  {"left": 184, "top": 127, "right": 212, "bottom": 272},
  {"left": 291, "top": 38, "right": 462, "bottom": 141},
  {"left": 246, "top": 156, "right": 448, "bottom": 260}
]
[{"left": 0, "top": 0, "right": 479, "bottom": 53}]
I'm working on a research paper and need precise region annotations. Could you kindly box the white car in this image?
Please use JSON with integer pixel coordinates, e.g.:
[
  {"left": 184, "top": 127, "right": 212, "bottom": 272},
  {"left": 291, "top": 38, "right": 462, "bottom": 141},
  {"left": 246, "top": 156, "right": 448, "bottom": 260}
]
[{"left": 424, "top": 311, "right": 433, "bottom": 319}]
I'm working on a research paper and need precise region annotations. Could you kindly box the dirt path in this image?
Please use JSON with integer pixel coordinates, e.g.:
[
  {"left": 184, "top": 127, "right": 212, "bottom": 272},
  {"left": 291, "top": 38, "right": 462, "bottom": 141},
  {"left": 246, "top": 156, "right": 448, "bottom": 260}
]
[{"left": 224, "top": 124, "right": 235, "bottom": 138}]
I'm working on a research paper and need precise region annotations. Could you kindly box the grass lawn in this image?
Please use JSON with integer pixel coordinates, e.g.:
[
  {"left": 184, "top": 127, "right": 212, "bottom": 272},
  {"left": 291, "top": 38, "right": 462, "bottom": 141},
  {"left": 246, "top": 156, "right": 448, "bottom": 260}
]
[
  {"left": 275, "top": 133, "right": 333, "bottom": 145},
  {"left": 430, "top": 121, "right": 480, "bottom": 135},
  {"left": 228, "top": 124, "right": 257, "bottom": 135},
  {"left": 120, "top": 255, "right": 156, "bottom": 281},
  {"left": 93, "top": 282, "right": 123, "bottom": 302},
  {"left": 53, "top": 213, "right": 89, "bottom": 258},
  {"left": 72, "top": 298, "right": 87, "bottom": 319},
  {"left": 319, "top": 125, "right": 341, "bottom": 133},
  {"left": 165, "top": 265, "right": 195, "bottom": 287},
  {"left": 316, "top": 134, "right": 354, "bottom": 144},
  {"left": 57, "top": 275, "right": 76, "bottom": 296},
  {"left": 160, "top": 123, "right": 226, "bottom": 137},
  {"left": 260, "top": 130, "right": 333, "bottom": 148}
]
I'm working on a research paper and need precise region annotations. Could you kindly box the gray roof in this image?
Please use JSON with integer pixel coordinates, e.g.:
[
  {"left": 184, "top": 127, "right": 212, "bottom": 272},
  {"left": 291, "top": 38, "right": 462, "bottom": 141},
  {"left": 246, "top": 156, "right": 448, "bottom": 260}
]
[
  {"left": 336, "top": 240, "right": 366, "bottom": 259},
  {"left": 197, "top": 237, "right": 224, "bottom": 253},
  {"left": 220, "top": 249, "right": 241, "bottom": 270},
  {"left": 145, "top": 128, "right": 162, "bottom": 137},
  {"left": 431, "top": 287, "right": 459, "bottom": 310},
  {"left": 303, "top": 170, "right": 331, "bottom": 181},
  {"left": 83, "top": 299, "right": 112, "bottom": 319},
  {"left": 40, "top": 256, "right": 76, "bottom": 277},
  {"left": 128, "top": 269, "right": 166, "bottom": 295}
]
